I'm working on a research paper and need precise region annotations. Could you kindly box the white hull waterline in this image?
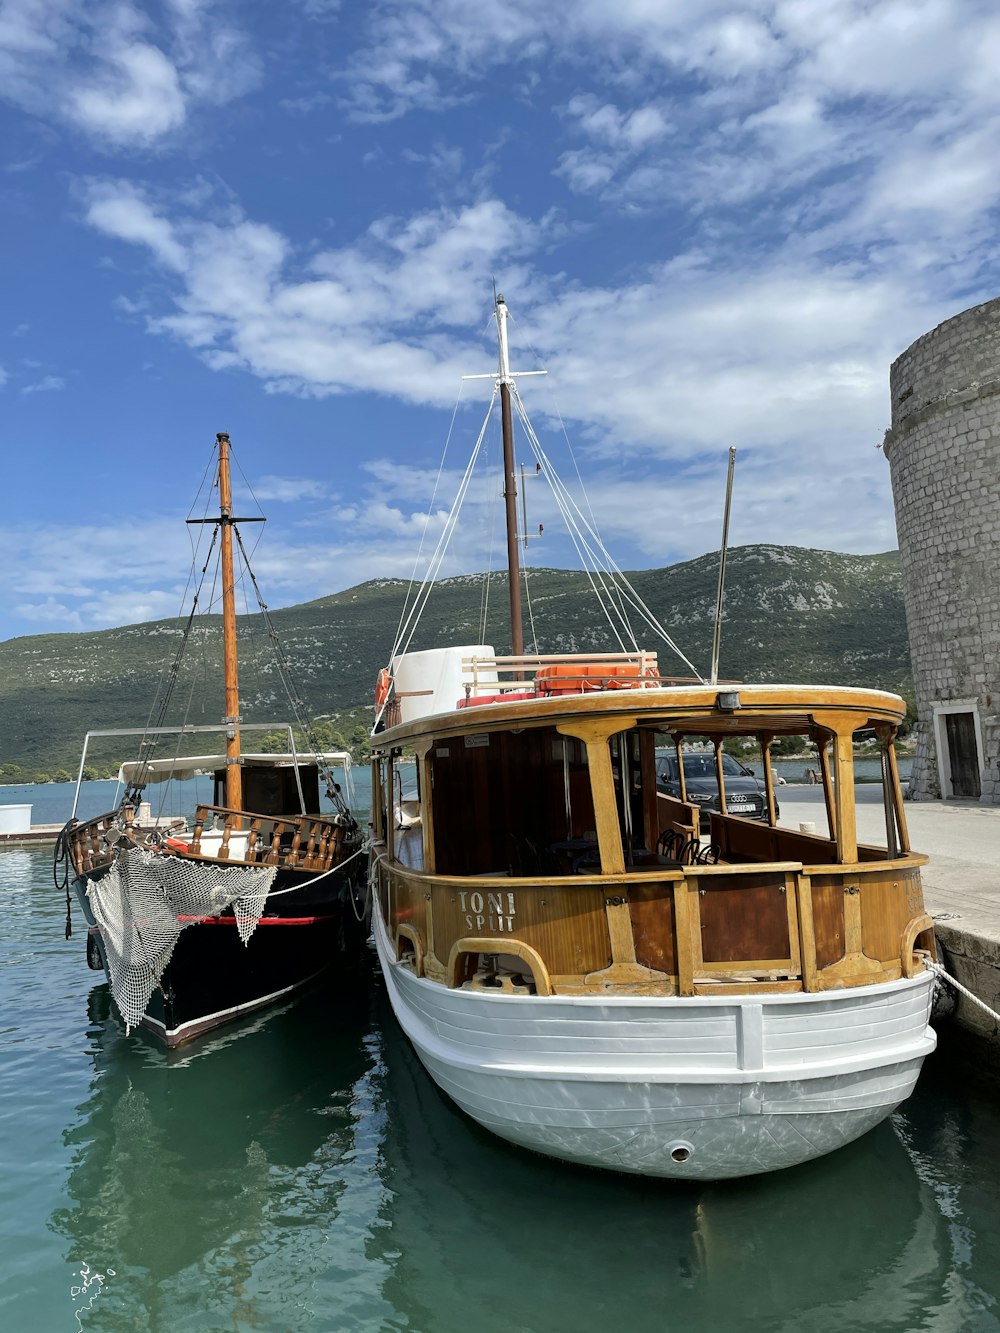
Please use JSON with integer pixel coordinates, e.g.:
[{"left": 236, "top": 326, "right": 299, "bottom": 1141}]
[{"left": 374, "top": 910, "right": 935, "bottom": 1179}]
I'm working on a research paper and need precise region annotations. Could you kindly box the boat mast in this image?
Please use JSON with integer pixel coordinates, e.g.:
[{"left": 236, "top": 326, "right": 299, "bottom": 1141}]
[
  {"left": 217, "top": 431, "right": 243, "bottom": 811},
  {"left": 496, "top": 295, "right": 525, "bottom": 658}
]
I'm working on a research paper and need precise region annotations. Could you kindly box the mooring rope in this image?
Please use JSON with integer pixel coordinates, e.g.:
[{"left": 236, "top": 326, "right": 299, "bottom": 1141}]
[{"left": 926, "top": 958, "right": 1000, "bottom": 1026}]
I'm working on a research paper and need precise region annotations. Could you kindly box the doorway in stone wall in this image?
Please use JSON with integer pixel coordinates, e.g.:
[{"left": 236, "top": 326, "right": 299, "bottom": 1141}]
[
  {"left": 945, "top": 712, "right": 981, "bottom": 798},
  {"left": 933, "top": 701, "right": 983, "bottom": 800}
]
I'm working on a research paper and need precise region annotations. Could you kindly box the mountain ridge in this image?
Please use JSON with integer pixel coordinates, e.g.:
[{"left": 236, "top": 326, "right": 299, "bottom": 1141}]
[{"left": 0, "top": 544, "right": 910, "bottom": 777}]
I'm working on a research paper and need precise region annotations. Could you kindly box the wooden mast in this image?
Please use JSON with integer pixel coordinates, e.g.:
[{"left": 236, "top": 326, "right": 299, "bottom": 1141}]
[
  {"left": 496, "top": 296, "right": 525, "bottom": 658},
  {"left": 217, "top": 431, "right": 243, "bottom": 812}
]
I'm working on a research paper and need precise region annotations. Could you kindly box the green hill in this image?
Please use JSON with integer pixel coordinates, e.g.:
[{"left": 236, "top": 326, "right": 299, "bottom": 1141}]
[{"left": 0, "top": 544, "right": 910, "bottom": 777}]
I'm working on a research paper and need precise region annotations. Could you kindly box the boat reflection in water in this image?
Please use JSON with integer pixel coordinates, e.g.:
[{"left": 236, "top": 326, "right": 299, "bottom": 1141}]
[
  {"left": 50, "top": 976, "right": 377, "bottom": 1329},
  {"left": 369, "top": 991, "right": 981, "bottom": 1333}
]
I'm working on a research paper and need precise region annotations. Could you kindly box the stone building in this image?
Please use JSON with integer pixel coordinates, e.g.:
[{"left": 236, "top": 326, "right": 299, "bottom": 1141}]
[{"left": 883, "top": 298, "right": 1000, "bottom": 803}]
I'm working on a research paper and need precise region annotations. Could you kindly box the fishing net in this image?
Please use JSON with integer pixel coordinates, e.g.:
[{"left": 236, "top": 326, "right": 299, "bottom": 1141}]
[{"left": 86, "top": 846, "right": 278, "bottom": 1032}]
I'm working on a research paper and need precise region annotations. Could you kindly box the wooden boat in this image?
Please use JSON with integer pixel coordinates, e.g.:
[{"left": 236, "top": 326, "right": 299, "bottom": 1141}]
[
  {"left": 59, "top": 433, "right": 367, "bottom": 1047},
  {"left": 368, "top": 298, "right": 938, "bottom": 1179}
]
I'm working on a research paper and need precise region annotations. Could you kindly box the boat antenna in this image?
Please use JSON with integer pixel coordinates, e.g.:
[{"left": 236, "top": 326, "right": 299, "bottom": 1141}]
[{"left": 709, "top": 446, "right": 736, "bottom": 686}]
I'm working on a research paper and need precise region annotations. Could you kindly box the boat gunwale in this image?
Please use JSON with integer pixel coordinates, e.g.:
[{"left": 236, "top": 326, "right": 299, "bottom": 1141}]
[
  {"left": 373, "top": 908, "right": 935, "bottom": 1016},
  {"left": 371, "top": 847, "right": 929, "bottom": 889}
]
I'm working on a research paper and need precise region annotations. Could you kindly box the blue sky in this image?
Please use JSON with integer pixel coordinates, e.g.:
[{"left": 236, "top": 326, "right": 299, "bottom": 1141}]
[{"left": 1, "top": 0, "right": 998, "bottom": 644}]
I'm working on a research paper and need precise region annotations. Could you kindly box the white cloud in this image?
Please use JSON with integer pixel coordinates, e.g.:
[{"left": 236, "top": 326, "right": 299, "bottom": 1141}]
[
  {"left": 70, "top": 41, "right": 186, "bottom": 145},
  {"left": 20, "top": 374, "right": 64, "bottom": 394},
  {"left": 252, "top": 476, "right": 329, "bottom": 503},
  {"left": 564, "top": 96, "right": 671, "bottom": 151},
  {"left": 14, "top": 597, "right": 83, "bottom": 629},
  {"left": 339, "top": 0, "right": 1000, "bottom": 243},
  {"left": 863, "top": 120, "right": 1000, "bottom": 233},
  {"left": 82, "top": 184, "right": 186, "bottom": 269},
  {"left": 83, "top": 180, "right": 545, "bottom": 403},
  {"left": 338, "top": 0, "right": 1000, "bottom": 123},
  {"left": 76, "top": 168, "right": 966, "bottom": 567},
  {"left": 0, "top": 0, "right": 260, "bottom": 148}
]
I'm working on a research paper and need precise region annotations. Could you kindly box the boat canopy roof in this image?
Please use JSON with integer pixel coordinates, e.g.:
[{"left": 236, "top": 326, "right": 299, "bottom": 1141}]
[
  {"left": 375, "top": 680, "right": 907, "bottom": 748},
  {"left": 117, "top": 752, "right": 352, "bottom": 785}
]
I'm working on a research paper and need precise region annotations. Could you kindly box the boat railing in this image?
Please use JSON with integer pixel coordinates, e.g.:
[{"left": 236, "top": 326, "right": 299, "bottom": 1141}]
[
  {"left": 68, "top": 803, "right": 355, "bottom": 877},
  {"left": 69, "top": 813, "right": 120, "bottom": 877},
  {"left": 68, "top": 807, "right": 190, "bottom": 877},
  {"left": 188, "top": 805, "right": 354, "bottom": 871},
  {"left": 458, "top": 650, "right": 706, "bottom": 704},
  {"left": 375, "top": 851, "right": 936, "bottom": 998}
]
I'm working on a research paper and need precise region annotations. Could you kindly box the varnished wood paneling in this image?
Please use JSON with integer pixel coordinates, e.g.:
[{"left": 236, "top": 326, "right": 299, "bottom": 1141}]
[
  {"left": 629, "top": 885, "right": 677, "bottom": 974},
  {"left": 390, "top": 869, "right": 428, "bottom": 952},
  {"left": 711, "top": 815, "right": 840, "bottom": 866},
  {"left": 428, "top": 881, "right": 611, "bottom": 976},
  {"left": 656, "top": 791, "right": 698, "bottom": 842},
  {"left": 697, "top": 876, "right": 791, "bottom": 964},
  {"left": 859, "top": 867, "right": 925, "bottom": 962},
  {"left": 809, "top": 875, "right": 847, "bottom": 969}
]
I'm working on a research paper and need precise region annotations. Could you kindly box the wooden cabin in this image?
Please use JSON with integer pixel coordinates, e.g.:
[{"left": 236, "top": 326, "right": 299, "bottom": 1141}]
[{"left": 370, "top": 675, "right": 936, "bottom": 1000}]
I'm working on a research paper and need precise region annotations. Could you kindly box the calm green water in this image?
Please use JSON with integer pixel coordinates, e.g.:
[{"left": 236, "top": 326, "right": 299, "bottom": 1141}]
[{"left": 2, "top": 840, "right": 999, "bottom": 1333}]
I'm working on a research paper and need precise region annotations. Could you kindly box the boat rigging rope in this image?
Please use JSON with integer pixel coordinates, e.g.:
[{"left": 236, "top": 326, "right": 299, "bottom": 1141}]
[
  {"left": 478, "top": 415, "right": 502, "bottom": 645},
  {"left": 377, "top": 388, "right": 498, "bottom": 729},
  {"left": 392, "top": 388, "right": 497, "bottom": 662},
  {"left": 513, "top": 389, "right": 704, "bottom": 678},
  {"left": 510, "top": 392, "right": 638, "bottom": 649},
  {"left": 512, "top": 389, "right": 629, "bottom": 655},
  {"left": 523, "top": 564, "right": 539, "bottom": 654},
  {"left": 925, "top": 958, "right": 1000, "bottom": 1027},
  {"left": 124, "top": 526, "right": 221, "bottom": 805},
  {"left": 134, "top": 443, "right": 223, "bottom": 807},
  {"left": 512, "top": 396, "right": 635, "bottom": 649},
  {"left": 393, "top": 381, "right": 467, "bottom": 657},
  {"left": 380, "top": 300, "right": 705, "bottom": 687},
  {"left": 258, "top": 840, "right": 372, "bottom": 927},
  {"left": 507, "top": 311, "right": 661, "bottom": 655},
  {"left": 231, "top": 525, "right": 354, "bottom": 820}
]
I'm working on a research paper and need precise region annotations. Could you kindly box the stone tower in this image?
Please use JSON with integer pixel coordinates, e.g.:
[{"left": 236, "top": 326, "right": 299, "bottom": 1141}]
[{"left": 883, "top": 298, "right": 1000, "bottom": 803}]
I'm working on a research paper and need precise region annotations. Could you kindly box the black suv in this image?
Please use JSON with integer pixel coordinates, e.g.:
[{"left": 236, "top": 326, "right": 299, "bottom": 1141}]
[{"left": 655, "top": 750, "right": 773, "bottom": 830}]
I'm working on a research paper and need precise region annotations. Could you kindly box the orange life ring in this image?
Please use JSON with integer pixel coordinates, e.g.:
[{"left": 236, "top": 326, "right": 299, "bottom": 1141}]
[{"left": 375, "top": 668, "right": 391, "bottom": 710}]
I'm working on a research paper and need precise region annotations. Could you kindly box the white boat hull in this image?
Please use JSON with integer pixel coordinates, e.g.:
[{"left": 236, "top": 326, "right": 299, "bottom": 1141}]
[{"left": 373, "top": 908, "right": 936, "bottom": 1179}]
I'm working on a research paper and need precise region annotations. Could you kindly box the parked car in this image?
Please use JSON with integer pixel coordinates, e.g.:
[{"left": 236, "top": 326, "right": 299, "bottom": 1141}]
[{"left": 655, "top": 750, "right": 776, "bottom": 831}]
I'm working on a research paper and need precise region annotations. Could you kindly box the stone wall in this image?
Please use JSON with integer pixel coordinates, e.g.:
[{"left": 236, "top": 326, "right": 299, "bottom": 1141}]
[{"left": 883, "top": 298, "right": 1000, "bottom": 804}]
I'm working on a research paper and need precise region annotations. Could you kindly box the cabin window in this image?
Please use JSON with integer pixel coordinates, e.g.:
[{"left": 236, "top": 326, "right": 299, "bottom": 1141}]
[
  {"left": 610, "top": 728, "right": 652, "bottom": 863},
  {"left": 428, "top": 727, "right": 595, "bottom": 876},
  {"left": 213, "top": 764, "right": 318, "bottom": 817},
  {"left": 373, "top": 757, "right": 389, "bottom": 840}
]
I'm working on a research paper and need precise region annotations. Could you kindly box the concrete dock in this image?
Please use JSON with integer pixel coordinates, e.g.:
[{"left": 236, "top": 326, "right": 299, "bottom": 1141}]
[
  {"left": 0, "top": 823, "right": 64, "bottom": 849},
  {"left": 778, "top": 787, "right": 1000, "bottom": 1066}
]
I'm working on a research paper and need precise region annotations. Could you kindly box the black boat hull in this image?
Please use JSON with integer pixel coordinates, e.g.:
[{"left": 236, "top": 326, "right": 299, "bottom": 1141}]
[{"left": 75, "top": 863, "right": 369, "bottom": 1046}]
